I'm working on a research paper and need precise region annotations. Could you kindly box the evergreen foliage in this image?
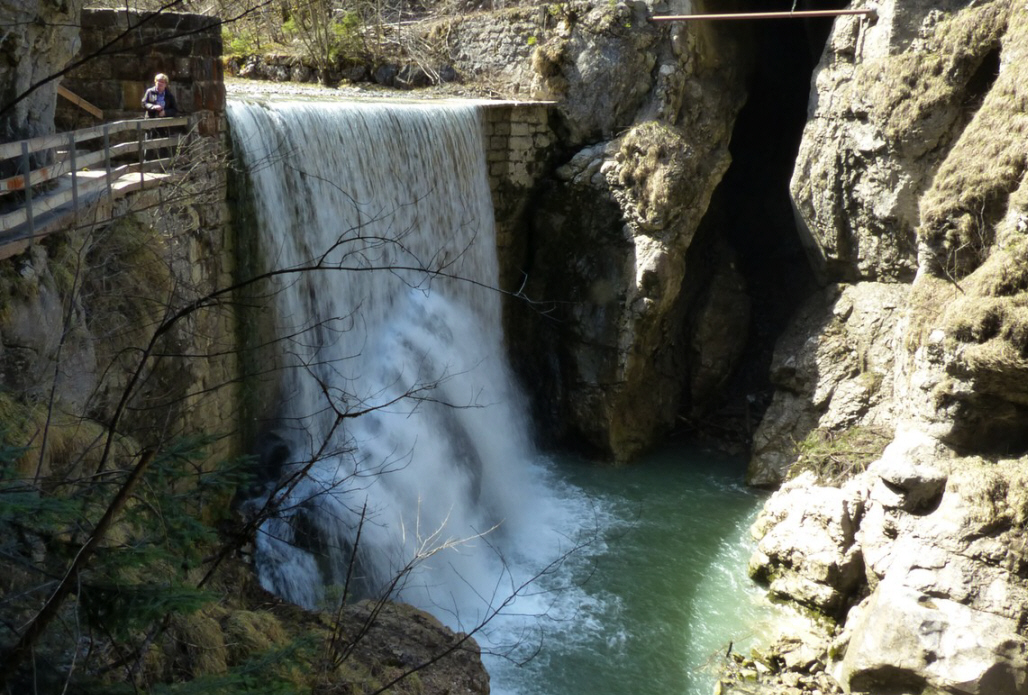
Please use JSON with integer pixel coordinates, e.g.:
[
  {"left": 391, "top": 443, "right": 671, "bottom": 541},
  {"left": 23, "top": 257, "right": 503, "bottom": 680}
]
[{"left": 0, "top": 428, "right": 292, "bottom": 692}]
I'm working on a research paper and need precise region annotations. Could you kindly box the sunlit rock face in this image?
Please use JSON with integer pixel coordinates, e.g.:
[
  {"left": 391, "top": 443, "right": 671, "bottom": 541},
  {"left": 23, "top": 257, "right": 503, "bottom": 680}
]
[
  {"left": 789, "top": 0, "right": 1008, "bottom": 284},
  {"left": 764, "top": 0, "right": 1028, "bottom": 480},
  {"left": 0, "top": 0, "right": 83, "bottom": 144},
  {"left": 750, "top": 2, "right": 1028, "bottom": 693},
  {"left": 510, "top": 1, "right": 750, "bottom": 460}
]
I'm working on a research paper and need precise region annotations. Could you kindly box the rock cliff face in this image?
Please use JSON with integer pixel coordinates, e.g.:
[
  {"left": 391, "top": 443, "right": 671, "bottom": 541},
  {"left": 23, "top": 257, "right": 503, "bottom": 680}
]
[
  {"left": 0, "top": 0, "right": 84, "bottom": 145},
  {"left": 745, "top": 1, "right": 1028, "bottom": 693},
  {"left": 485, "top": 1, "right": 751, "bottom": 460}
]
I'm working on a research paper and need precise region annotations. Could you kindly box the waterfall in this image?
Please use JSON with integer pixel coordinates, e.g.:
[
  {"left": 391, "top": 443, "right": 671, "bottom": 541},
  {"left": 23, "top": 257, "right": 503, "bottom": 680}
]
[{"left": 226, "top": 98, "right": 570, "bottom": 631}]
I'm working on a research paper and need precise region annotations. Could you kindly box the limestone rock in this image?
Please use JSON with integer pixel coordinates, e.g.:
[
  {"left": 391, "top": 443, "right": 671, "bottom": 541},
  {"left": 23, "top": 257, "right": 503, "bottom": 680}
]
[
  {"left": 0, "top": 0, "right": 84, "bottom": 145},
  {"left": 749, "top": 472, "right": 866, "bottom": 617},
  {"left": 789, "top": 0, "right": 1009, "bottom": 283},
  {"left": 836, "top": 455, "right": 1028, "bottom": 695},
  {"left": 512, "top": 5, "right": 748, "bottom": 460},
  {"left": 522, "top": 116, "right": 740, "bottom": 459},
  {"left": 529, "top": 1, "right": 662, "bottom": 146},
  {"left": 751, "top": 3, "right": 1028, "bottom": 695},
  {"left": 757, "top": 432, "right": 1028, "bottom": 695},
  {"left": 748, "top": 283, "right": 907, "bottom": 487},
  {"left": 837, "top": 576, "right": 1028, "bottom": 695},
  {"left": 871, "top": 454, "right": 946, "bottom": 513},
  {"left": 340, "top": 600, "right": 491, "bottom": 695}
]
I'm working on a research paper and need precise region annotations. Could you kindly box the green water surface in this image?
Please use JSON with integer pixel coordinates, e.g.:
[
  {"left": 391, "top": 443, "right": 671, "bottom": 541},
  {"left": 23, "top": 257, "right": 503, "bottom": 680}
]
[{"left": 489, "top": 445, "right": 786, "bottom": 695}]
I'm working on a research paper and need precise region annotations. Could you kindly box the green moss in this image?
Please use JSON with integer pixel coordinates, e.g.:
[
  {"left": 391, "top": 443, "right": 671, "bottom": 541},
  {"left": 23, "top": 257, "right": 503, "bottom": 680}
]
[
  {"left": 617, "top": 121, "right": 693, "bottom": 228},
  {"left": 0, "top": 391, "right": 133, "bottom": 481},
  {"left": 223, "top": 611, "right": 289, "bottom": 666},
  {"left": 917, "top": 5, "right": 1028, "bottom": 277},
  {"left": 904, "top": 275, "right": 962, "bottom": 354},
  {"left": 952, "top": 457, "right": 1028, "bottom": 530},
  {"left": 864, "top": 2, "right": 1008, "bottom": 147},
  {"left": 936, "top": 176, "right": 1028, "bottom": 372}
]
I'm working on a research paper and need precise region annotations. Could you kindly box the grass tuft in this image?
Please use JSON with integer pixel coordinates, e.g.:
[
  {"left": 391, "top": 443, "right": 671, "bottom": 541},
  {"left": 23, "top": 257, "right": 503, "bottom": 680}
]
[
  {"left": 787, "top": 425, "right": 893, "bottom": 487},
  {"left": 918, "top": 5, "right": 1028, "bottom": 277}
]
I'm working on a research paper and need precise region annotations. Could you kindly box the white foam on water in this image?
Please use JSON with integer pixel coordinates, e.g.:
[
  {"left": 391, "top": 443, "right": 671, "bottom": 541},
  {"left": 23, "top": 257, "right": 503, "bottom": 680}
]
[{"left": 227, "top": 99, "right": 603, "bottom": 658}]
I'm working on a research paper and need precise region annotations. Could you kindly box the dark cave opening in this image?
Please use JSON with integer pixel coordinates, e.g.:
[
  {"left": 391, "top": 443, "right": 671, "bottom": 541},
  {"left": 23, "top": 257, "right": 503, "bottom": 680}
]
[{"left": 680, "top": 7, "right": 845, "bottom": 445}]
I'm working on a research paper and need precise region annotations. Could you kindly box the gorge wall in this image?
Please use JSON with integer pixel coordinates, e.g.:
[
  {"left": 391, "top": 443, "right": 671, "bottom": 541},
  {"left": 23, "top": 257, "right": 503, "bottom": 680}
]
[
  {"left": 440, "top": 0, "right": 756, "bottom": 460},
  {"left": 5, "top": 0, "right": 1028, "bottom": 692},
  {"left": 451, "top": 2, "right": 1028, "bottom": 692},
  {"left": 739, "top": 1, "right": 1028, "bottom": 694}
]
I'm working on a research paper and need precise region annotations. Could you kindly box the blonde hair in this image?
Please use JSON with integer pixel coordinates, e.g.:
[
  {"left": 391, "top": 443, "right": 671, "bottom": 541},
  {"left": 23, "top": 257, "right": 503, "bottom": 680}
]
[{"left": 154, "top": 73, "right": 169, "bottom": 83}]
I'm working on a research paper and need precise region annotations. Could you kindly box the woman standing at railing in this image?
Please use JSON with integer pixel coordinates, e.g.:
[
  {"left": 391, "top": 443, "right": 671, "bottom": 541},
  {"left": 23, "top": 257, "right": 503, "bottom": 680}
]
[
  {"left": 141, "top": 73, "right": 178, "bottom": 118},
  {"left": 141, "top": 73, "right": 178, "bottom": 160}
]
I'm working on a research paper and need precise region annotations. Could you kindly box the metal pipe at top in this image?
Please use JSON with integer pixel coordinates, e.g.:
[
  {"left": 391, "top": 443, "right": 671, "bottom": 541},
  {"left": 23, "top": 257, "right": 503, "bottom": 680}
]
[{"left": 651, "top": 8, "right": 876, "bottom": 21}]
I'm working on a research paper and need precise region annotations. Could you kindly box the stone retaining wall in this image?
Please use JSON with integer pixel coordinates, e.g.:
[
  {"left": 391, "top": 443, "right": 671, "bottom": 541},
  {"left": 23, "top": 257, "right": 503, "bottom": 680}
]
[
  {"left": 481, "top": 102, "right": 556, "bottom": 294},
  {"left": 41, "top": 8, "right": 238, "bottom": 459},
  {"left": 436, "top": 8, "right": 549, "bottom": 96},
  {"left": 57, "top": 9, "right": 225, "bottom": 136}
]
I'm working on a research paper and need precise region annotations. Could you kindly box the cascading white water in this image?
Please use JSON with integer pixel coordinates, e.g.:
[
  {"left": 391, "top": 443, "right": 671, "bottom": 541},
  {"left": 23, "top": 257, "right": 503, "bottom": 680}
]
[
  {"left": 227, "top": 99, "right": 573, "bottom": 628},
  {"left": 226, "top": 96, "right": 792, "bottom": 695}
]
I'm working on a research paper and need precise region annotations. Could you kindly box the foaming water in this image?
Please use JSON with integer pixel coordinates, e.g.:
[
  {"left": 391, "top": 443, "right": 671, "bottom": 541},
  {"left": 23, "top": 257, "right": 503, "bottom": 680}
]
[
  {"left": 227, "top": 99, "right": 583, "bottom": 628},
  {"left": 228, "top": 99, "right": 785, "bottom": 695}
]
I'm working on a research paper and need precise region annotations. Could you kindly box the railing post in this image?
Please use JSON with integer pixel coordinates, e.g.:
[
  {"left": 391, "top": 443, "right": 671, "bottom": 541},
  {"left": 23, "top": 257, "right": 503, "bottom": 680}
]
[
  {"left": 137, "top": 120, "right": 145, "bottom": 186},
  {"left": 103, "top": 123, "right": 113, "bottom": 204},
  {"left": 21, "top": 141, "right": 34, "bottom": 240},
  {"left": 69, "top": 131, "right": 79, "bottom": 221}
]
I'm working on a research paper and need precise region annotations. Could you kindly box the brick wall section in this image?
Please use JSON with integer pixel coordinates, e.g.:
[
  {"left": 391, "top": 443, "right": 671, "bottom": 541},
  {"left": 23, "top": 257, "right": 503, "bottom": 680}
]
[
  {"left": 56, "top": 9, "right": 225, "bottom": 137},
  {"left": 481, "top": 102, "right": 556, "bottom": 294}
]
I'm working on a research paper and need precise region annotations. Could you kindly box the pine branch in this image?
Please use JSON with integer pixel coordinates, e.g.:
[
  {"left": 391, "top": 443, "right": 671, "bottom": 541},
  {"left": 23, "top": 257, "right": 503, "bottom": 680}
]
[{"left": 0, "top": 448, "right": 156, "bottom": 687}]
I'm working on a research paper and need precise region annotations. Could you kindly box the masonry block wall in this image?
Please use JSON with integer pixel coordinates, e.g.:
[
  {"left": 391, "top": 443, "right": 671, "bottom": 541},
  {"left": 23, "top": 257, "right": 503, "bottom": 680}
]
[
  {"left": 481, "top": 103, "right": 555, "bottom": 295},
  {"left": 52, "top": 7, "right": 231, "bottom": 302},
  {"left": 56, "top": 9, "right": 225, "bottom": 137}
]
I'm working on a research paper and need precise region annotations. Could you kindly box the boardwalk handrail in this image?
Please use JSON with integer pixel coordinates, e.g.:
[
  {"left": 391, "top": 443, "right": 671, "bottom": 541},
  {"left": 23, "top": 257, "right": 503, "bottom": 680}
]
[
  {"left": 0, "top": 116, "right": 190, "bottom": 239},
  {"left": 0, "top": 120, "right": 186, "bottom": 194},
  {"left": 0, "top": 116, "right": 187, "bottom": 162}
]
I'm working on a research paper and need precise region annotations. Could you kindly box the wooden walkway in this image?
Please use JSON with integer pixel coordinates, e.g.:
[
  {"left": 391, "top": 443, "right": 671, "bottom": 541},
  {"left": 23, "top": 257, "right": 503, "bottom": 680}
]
[{"left": 0, "top": 116, "right": 190, "bottom": 261}]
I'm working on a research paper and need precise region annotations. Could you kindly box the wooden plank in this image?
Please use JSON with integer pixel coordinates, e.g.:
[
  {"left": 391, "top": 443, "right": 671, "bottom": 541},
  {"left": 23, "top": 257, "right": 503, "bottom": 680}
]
[
  {"left": 1, "top": 142, "right": 130, "bottom": 194},
  {"left": 0, "top": 169, "right": 180, "bottom": 260},
  {"left": 0, "top": 163, "right": 137, "bottom": 232},
  {"left": 0, "top": 135, "right": 180, "bottom": 194},
  {"left": 0, "top": 117, "right": 188, "bottom": 162},
  {"left": 57, "top": 85, "right": 104, "bottom": 120},
  {"left": 651, "top": 8, "right": 875, "bottom": 21}
]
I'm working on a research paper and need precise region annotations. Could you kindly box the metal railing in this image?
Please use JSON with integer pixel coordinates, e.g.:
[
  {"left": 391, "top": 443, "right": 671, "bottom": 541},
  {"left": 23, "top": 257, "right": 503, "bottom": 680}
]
[
  {"left": 651, "top": 8, "right": 876, "bottom": 21},
  {"left": 0, "top": 116, "right": 190, "bottom": 243}
]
